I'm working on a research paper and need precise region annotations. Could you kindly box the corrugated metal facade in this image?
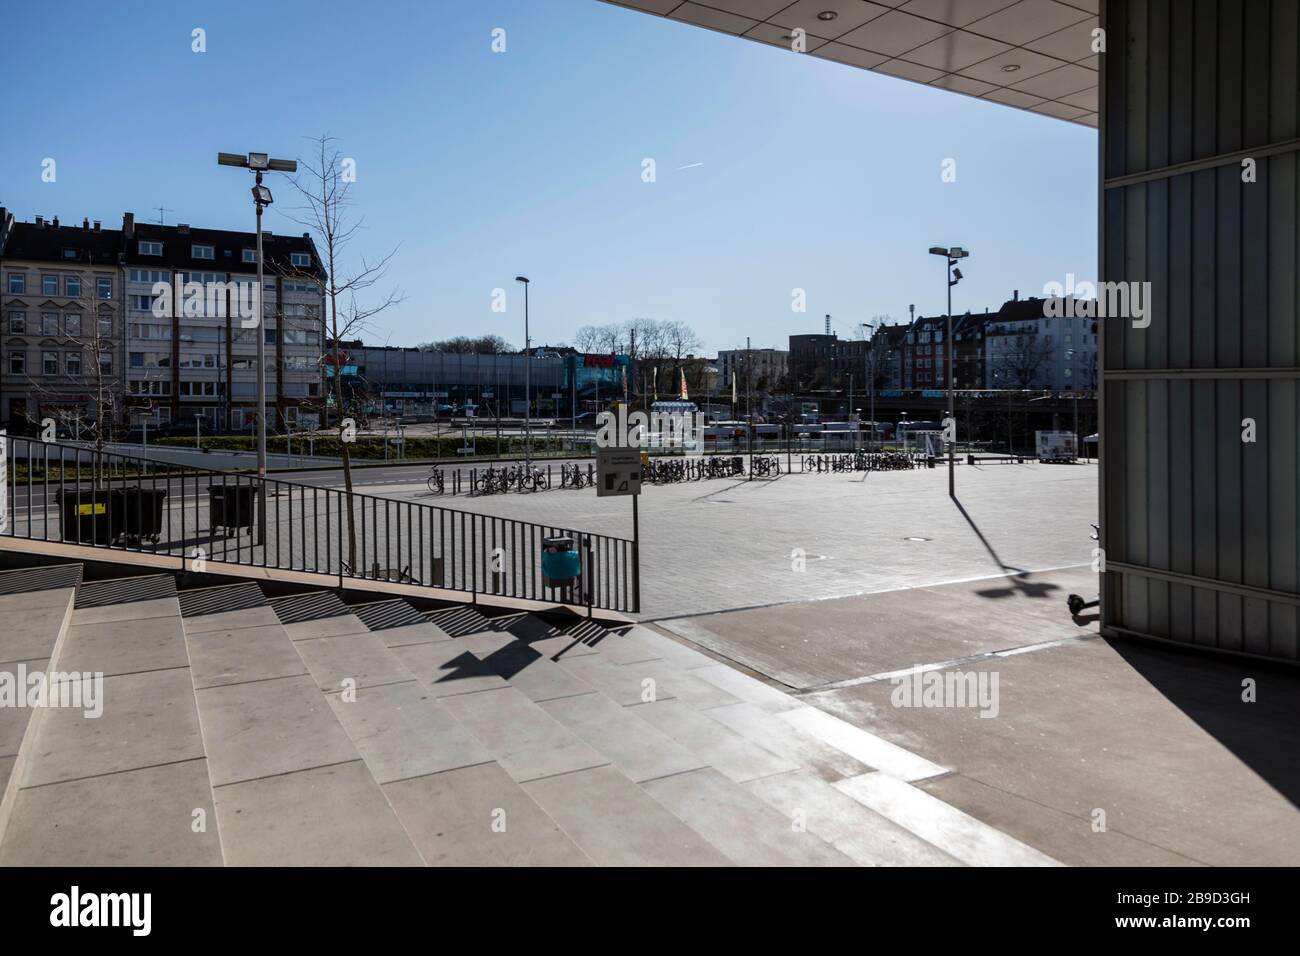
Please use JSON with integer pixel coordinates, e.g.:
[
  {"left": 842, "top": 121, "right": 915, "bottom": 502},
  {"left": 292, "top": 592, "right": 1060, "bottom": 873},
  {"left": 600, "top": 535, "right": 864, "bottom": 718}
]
[{"left": 1101, "top": 0, "right": 1300, "bottom": 660}]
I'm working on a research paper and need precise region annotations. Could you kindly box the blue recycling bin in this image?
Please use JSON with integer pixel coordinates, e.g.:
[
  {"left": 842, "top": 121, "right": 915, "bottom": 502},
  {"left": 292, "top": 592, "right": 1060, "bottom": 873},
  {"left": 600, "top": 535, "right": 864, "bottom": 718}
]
[{"left": 542, "top": 536, "right": 581, "bottom": 587}]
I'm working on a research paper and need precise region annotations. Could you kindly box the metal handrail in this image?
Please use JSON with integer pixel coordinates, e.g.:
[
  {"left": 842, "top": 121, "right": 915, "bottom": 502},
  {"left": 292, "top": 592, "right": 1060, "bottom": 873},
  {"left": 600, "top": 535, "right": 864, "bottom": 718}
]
[{"left": 0, "top": 436, "right": 636, "bottom": 614}]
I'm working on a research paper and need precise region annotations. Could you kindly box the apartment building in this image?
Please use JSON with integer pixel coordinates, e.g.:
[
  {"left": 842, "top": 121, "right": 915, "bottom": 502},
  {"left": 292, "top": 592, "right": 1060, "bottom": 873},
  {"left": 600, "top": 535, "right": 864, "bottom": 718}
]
[
  {"left": 1, "top": 209, "right": 328, "bottom": 433},
  {"left": 717, "top": 347, "right": 787, "bottom": 392},
  {"left": 984, "top": 295, "right": 1098, "bottom": 392},
  {"left": 0, "top": 209, "right": 123, "bottom": 429},
  {"left": 121, "top": 213, "right": 327, "bottom": 431}
]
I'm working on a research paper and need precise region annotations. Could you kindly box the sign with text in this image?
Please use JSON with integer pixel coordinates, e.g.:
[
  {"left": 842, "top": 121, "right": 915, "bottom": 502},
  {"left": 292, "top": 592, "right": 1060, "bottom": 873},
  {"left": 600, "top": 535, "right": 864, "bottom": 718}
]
[{"left": 596, "top": 447, "right": 641, "bottom": 498}]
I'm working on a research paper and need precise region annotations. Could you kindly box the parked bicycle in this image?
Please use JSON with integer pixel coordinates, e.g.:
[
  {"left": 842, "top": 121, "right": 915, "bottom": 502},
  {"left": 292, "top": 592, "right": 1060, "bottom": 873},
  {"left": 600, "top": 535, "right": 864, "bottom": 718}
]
[{"left": 426, "top": 466, "right": 445, "bottom": 495}]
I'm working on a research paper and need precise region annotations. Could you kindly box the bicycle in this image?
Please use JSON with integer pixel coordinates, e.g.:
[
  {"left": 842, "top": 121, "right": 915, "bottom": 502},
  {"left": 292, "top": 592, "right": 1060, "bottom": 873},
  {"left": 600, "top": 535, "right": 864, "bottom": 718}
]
[{"left": 426, "top": 466, "right": 445, "bottom": 495}]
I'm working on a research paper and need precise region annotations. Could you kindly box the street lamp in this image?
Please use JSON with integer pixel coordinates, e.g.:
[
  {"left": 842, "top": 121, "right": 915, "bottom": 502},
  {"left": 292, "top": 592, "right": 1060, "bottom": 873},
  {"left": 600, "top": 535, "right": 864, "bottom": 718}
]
[
  {"left": 861, "top": 321, "right": 878, "bottom": 450},
  {"left": 515, "top": 276, "right": 531, "bottom": 472},
  {"left": 218, "top": 150, "right": 297, "bottom": 544},
  {"left": 929, "top": 245, "right": 969, "bottom": 498}
]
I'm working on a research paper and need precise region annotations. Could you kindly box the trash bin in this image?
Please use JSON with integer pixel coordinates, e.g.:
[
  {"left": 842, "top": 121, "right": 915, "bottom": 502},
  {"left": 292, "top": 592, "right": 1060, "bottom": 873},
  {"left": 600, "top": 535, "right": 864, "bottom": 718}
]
[
  {"left": 209, "top": 484, "right": 259, "bottom": 536},
  {"left": 60, "top": 489, "right": 112, "bottom": 545},
  {"left": 541, "top": 535, "right": 581, "bottom": 588},
  {"left": 111, "top": 486, "right": 168, "bottom": 544}
]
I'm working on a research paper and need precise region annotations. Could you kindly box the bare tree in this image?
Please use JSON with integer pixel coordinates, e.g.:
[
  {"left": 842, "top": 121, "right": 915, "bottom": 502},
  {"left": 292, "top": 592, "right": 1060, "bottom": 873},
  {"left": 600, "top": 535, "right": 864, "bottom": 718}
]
[
  {"left": 998, "top": 330, "right": 1052, "bottom": 389},
  {"left": 284, "top": 134, "right": 403, "bottom": 573}
]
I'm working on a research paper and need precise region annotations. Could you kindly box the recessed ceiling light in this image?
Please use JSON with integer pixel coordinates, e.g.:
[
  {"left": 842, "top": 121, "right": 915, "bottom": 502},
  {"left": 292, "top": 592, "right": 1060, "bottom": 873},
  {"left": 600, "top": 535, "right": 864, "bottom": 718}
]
[
  {"left": 817, "top": 11, "right": 838, "bottom": 21},
  {"left": 1001, "top": 64, "right": 1021, "bottom": 72}
]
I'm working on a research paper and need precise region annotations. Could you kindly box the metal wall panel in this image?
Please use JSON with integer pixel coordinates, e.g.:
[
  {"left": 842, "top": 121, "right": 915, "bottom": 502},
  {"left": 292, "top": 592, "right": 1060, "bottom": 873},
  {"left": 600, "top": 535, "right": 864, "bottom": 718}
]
[{"left": 1102, "top": 0, "right": 1300, "bottom": 661}]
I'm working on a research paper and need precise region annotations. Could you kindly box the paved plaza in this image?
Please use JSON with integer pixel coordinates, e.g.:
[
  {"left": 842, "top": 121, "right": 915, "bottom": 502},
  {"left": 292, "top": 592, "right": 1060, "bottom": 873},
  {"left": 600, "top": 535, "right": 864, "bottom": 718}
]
[{"left": 358, "top": 460, "right": 1100, "bottom": 619}]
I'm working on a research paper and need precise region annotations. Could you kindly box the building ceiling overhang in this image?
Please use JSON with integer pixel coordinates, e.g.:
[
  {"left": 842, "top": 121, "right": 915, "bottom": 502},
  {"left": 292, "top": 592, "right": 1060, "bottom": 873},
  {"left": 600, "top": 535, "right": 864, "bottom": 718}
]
[{"left": 599, "top": 0, "right": 1098, "bottom": 127}]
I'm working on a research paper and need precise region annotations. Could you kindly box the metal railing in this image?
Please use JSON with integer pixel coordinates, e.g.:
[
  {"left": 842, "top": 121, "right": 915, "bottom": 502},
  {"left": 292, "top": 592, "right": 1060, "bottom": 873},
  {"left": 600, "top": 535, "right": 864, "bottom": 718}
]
[{"left": 0, "top": 437, "right": 637, "bottom": 614}]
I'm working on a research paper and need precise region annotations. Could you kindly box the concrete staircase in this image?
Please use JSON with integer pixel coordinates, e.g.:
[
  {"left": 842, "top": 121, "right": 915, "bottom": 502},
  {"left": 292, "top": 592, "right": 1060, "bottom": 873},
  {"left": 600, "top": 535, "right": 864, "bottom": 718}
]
[{"left": 0, "top": 561, "right": 1060, "bottom": 866}]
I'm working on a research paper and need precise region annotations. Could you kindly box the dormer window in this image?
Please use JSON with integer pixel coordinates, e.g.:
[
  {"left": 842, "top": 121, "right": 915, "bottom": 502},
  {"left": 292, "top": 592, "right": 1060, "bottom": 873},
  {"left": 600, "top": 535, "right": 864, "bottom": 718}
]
[
  {"left": 61, "top": 248, "right": 78, "bottom": 260},
  {"left": 192, "top": 244, "right": 214, "bottom": 260},
  {"left": 290, "top": 252, "right": 311, "bottom": 268},
  {"left": 139, "top": 240, "right": 162, "bottom": 256},
  {"left": 242, "top": 248, "right": 257, "bottom": 263}
]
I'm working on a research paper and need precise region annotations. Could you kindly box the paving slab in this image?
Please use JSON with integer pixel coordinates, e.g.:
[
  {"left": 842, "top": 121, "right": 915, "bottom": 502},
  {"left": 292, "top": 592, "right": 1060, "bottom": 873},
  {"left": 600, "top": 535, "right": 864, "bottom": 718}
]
[
  {"left": 555, "top": 654, "right": 677, "bottom": 707},
  {"left": 194, "top": 674, "right": 358, "bottom": 786},
  {"left": 744, "top": 769, "right": 963, "bottom": 866},
  {"left": 69, "top": 596, "right": 179, "bottom": 626},
  {"left": 0, "top": 586, "right": 76, "bottom": 613},
  {"left": 181, "top": 605, "right": 282, "bottom": 634},
  {"left": 641, "top": 766, "right": 855, "bottom": 866},
  {"left": 538, "top": 691, "right": 707, "bottom": 783},
  {"left": 705, "top": 701, "right": 871, "bottom": 781},
  {"left": 390, "top": 640, "right": 509, "bottom": 698},
  {"left": 184, "top": 623, "right": 309, "bottom": 689},
  {"left": 686, "top": 663, "right": 803, "bottom": 713},
  {"left": 834, "top": 772, "right": 1061, "bottom": 867},
  {"left": 22, "top": 668, "right": 204, "bottom": 787},
  {"left": 383, "top": 762, "right": 591, "bottom": 866},
  {"left": 371, "top": 622, "right": 451, "bottom": 648},
  {"left": 213, "top": 759, "right": 423, "bottom": 866},
  {"left": 0, "top": 658, "right": 48, "bottom": 757},
  {"left": 439, "top": 686, "right": 608, "bottom": 783},
  {"left": 779, "top": 705, "right": 948, "bottom": 782},
  {"left": 460, "top": 633, "right": 600, "bottom": 703},
  {"left": 523, "top": 765, "right": 733, "bottom": 866},
  {"left": 625, "top": 658, "right": 742, "bottom": 710},
  {"left": 0, "top": 758, "right": 222, "bottom": 866},
  {"left": 0, "top": 605, "right": 72, "bottom": 663},
  {"left": 628, "top": 698, "right": 800, "bottom": 783},
  {"left": 58, "top": 616, "right": 189, "bottom": 677},
  {"left": 325, "top": 680, "right": 492, "bottom": 784},
  {"left": 296, "top": 631, "right": 413, "bottom": 693},
  {"left": 282, "top": 614, "right": 369, "bottom": 641}
]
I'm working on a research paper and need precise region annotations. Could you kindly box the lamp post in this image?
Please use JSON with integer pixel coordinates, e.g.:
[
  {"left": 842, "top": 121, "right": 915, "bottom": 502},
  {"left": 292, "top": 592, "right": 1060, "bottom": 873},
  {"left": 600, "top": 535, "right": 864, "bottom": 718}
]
[
  {"left": 514, "top": 276, "right": 531, "bottom": 473},
  {"left": 862, "top": 321, "right": 877, "bottom": 449},
  {"left": 929, "top": 246, "right": 969, "bottom": 497},
  {"left": 218, "top": 151, "right": 297, "bottom": 544}
]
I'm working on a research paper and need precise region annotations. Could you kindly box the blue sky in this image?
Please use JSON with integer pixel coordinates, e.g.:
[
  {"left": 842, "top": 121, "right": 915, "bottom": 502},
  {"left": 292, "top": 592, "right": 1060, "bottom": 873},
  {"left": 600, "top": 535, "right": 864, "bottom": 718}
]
[{"left": 2, "top": 0, "right": 1096, "bottom": 354}]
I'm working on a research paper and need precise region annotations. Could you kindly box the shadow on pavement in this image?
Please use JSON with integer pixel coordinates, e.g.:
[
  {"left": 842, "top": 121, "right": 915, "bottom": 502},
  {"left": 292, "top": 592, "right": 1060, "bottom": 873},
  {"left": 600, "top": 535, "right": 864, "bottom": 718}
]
[{"left": 1109, "top": 636, "right": 1300, "bottom": 810}]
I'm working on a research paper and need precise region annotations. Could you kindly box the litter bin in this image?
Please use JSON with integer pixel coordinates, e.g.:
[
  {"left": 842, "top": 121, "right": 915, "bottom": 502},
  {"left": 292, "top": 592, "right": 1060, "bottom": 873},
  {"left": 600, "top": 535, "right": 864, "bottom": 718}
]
[
  {"left": 541, "top": 536, "right": 581, "bottom": 588},
  {"left": 209, "top": 484, "right": 259, "bottom": 536},
  {"left": 60, "top": 489, "right": 112, "bottom": 545},
  {"left": 111, "top": 486, "right": 168, "bottom": 544}
]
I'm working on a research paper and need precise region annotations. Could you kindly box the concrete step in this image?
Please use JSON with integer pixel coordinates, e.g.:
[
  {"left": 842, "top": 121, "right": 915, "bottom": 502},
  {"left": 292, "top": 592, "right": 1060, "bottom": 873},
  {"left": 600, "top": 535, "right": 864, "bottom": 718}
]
[
  {"left": 181, "top": 601, "right": 423, "bottom": 866},
  {"left": 0, "top": 562, "right": 82, "bottom": 849},
  {"left": 1, "top": 568, "right": 223, "bottom": 865}
]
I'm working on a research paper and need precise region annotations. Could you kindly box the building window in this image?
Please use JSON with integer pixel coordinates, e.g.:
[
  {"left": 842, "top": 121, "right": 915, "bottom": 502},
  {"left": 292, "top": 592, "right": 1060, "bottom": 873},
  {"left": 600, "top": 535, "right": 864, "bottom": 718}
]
[
  {"left": 139, "top": 240, "right": 163, "bottom": 256},
  {"left": 242, "top": 248, "right": 257, "bottom": 263},
  {"left": 99, "top": 354, "right": 112, "bottom": 375},
  {"left": 97, "top": 277, "right": 113, "bottom": 299},
  {"left": 6, "top": 274, "right": 25, "bottom": 294},
  {"left": 61, "top": 248, "right": 78, "bottom": 260},
  {"left": 42, "top": 275, "right": 59, "bottom": 296},
  {"left": 42, "top": 313, "right": 59, "bottom": 336},
  {"left": 65, "top": 313, "right": 82, "bottom": 337},
  {"left": 66, "top": 352, "right": 81, "bottom": 376},
  {"left": 290, "top": 252, "right": 311, "bottom": 268},
  {"left": 8, "top": 311, "right": 25, "bottom": 334},
  {"left": 192, "top": 244, "right": 215, "bottom": 260},
  {"left": 43, "top": 351, "right": 58, "bottom": 375},
  {"left": 98, "top": 315, "right": 113, "bottom": 338},
  {"left": 66, "top": 276, "right": 81, "bottom": 297},
  {"left": 129, "top": 352, "right": 144, "bottom": 369},
  {"left": 8, "top": 352, "right": 24, "bottom": 375}
]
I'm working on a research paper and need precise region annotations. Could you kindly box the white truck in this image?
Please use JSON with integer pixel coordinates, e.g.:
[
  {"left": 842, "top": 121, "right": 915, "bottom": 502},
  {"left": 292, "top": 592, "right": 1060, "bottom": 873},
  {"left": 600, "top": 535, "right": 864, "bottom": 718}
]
[{"left": 1035, "top": 430, "right": 1078, "bottom": 463}]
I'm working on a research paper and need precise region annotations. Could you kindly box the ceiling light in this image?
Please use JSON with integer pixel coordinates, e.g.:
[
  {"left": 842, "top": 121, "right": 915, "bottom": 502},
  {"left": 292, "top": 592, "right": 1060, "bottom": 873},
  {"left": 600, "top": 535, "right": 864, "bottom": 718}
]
[
  {"left": 817, "top": 10, "right": 838, "bottom": 20},
  {"left": 1001, "top": 64, "right": 1021, "bottom": 72}
]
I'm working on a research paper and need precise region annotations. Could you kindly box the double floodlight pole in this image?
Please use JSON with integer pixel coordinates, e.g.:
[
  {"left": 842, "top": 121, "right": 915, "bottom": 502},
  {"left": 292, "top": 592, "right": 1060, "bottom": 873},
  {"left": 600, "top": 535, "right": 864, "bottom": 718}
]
[
  {"left": 515, "top": 276, "right": 531, "bottom": 473},
  {"left": 218, "top": 151, "right": 297, "bottom": 544},
  {"left": 929, "top": 245, "right": 969, "bottom": 499}
]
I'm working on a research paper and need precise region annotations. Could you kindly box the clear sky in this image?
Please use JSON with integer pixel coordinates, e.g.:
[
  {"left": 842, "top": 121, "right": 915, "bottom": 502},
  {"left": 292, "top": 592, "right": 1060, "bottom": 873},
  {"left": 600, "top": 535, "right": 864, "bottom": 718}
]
[{"left": 2, "top": 0, "right": 1097, "bottom": 354}]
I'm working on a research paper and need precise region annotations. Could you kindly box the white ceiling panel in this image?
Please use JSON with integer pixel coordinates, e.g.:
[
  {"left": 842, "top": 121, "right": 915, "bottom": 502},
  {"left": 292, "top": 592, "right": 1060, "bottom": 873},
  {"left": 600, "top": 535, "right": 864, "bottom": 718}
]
[
  {"left": 668, "top": 2, "right": 759, "bottom": 35},
  {"left": 836, "top": 9, "right": 954, "bottom": 56},
  {"left": 768, "top": 0, "right": 893, "bottom": 42},
  {"left": 599, "top": 0, "right": 1098, "bottom": 128}
]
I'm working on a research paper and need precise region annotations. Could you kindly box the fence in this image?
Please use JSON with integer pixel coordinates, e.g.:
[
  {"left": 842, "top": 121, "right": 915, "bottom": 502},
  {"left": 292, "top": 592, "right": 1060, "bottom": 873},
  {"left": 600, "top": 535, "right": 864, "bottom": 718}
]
[{"left": 0, "top": 436, "right": 637, "bottom": 614}]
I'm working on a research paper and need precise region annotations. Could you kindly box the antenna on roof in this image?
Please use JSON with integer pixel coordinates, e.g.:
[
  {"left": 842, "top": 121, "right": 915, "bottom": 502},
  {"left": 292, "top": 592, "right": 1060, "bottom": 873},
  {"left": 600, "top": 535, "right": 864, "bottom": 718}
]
[{"left": 154, "top": 204, "right": 172, "bottom": 225}]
